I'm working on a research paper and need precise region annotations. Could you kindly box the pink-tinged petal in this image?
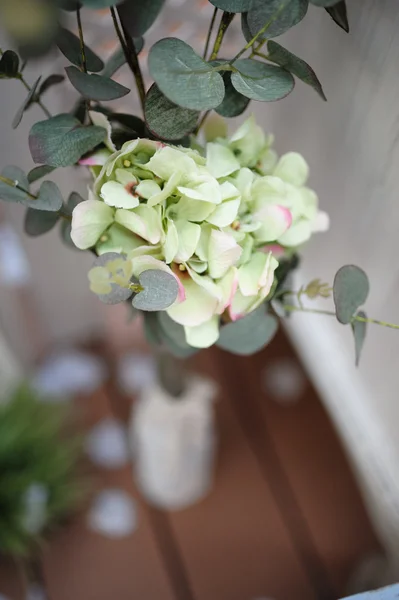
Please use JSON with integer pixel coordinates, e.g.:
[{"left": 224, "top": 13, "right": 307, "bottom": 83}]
[
  {"left": 79, "top": 148, "right": 112, "bottom": 166},
  {"left": 228, "top": 290, "right": 258, "bottom": 322},
  {"left": 253, "top": 204, "right": 293, "bottom": 243},
  {"left": 217, "top": 267, "right": 238, "bottom": 314},
  {"left": 262, "top": 244, "right": 286, "bottom": 257},
  {"left": 167, "top": 274, "right": 219, "bottom": 327},
  {"left": 208, "top": 229, "right": 242, "bottom": 279}
]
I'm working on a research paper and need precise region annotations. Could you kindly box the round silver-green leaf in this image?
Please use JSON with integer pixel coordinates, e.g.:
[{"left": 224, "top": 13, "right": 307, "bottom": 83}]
[
  {"left": 231, "top": 59, "right": 294, "bottom": 101},
  {"left": 27, "top": 165, "right": 55, "bottom": 183},
  {"left": 145, "top": 83, "right": 199, "bottom": 140},
  {"left": 0, "top": 166, "right": 30, "bottom": 203},
  {"left": 215, "top": 71, "right": 250, "bottom": 117},
  {"left": 32, "top": 181, "right": 63, "bottom": 211},
  {"left": 351, "top": 311, "right": 367, "bottom": 367},
  {"left": 208, "top": 0, "right": 255, "bottom": 12},
  {"left": 92, "top": 252, "right": 133, "bottom": 305},
  {"left": 65, "top": 66, "right": 130, "bottom": 101},
  {"left": 12, "top": 76, "right": 42, "bottom": 129},
  {"left": 117, "top": 0, "right": 165, "bottom": 37},
  {"left": 247, "top": 0, "right": 308, "bottom": 40},
  {"left": 24, "top": 208, "right": 59, "bottom": 236},
  {"left": 132, "top": 269, "right": 179, "bottom": 311},
  {"left": 0, "top": 50, "right": 19, "bottom": 78},
  {"left": 148, "top": 38, "right": 225, "bottom": 110},
  {"left": 57, "top": 28, "right": 104, "bottom": 72},
  {"left": 333, "top": 265, "right": 369, "bottom": 325},
  {"left": 217, "top": 308, "right": 278, "bottom": 355}
]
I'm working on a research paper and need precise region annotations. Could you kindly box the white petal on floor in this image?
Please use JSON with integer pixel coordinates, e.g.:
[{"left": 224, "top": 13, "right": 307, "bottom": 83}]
[
  {"left": 117, "top": 353, "right": 157, "bottom": 395},
  {"left": 85, "top": 418, "right": 129, "bottom": 469},
  {"left": 26, "top": 584, "right": 46, "bottom": 600},
  {"left": 262, "top": 358, "right": 306, "bottom": 405},
  {"left": 87, "top": 489, "right": 137, "bottom": 538},
  {"left": 32, "top": 349, "right": 107, "bottom": 401}
]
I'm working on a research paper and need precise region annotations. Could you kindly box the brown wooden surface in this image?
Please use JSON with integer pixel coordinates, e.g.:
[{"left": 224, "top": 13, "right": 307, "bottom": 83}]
[{"left": 0, "top": 331, "right": 381, "bottom": 600}]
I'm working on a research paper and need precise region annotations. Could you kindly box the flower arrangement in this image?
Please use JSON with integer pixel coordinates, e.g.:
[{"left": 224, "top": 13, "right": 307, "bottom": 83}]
[{"left": 0, "top": 0, "right": 397, "bottom": 364}]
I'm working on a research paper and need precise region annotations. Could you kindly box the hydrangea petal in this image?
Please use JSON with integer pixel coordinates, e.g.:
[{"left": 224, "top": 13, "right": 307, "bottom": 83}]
[
  {"left": 135, "top": 180, "right": 162, "bottom": 199},
  {"left": 185, "top": 316, "right": 219, "bottom": 349},
  {"left": 71, "top": 200, "right": 114, "bottom": 250},
  {"left": 89, "top": 111, "right": 117, "bottom": 152},
  {"left": 167, "top": 274, "right": 219, "bottom": 327},
  {"left": 96, "top": 224, "right": 144, "bottom": 255},
  {"left": 172, "top": 197, "right": 216, "bottom": 222},
  {"left": 253, "top": 204, "right": 292, "bottom": 243},
  {"left": 175, "top": 220, "right": 201, "bottom": 262},
  {"left": 131, "top": 255, "right": 185, "bottom": 302},
  {"left": 101, "top": 181, "right": 139, "bottom": 209},
  {"left": 115, "top": 205, "right": 162, "bottom": 244},
  {"left": 79, "top": 148, "right": 112, "bottom": 167},
  {"left": 115, "top": 169, "right": 137, "bottom": 186},
  {"left": 238, "top": 252, "right": 278, "bottom": 297},
  {"left": 273, "top": 152, "right": 309, "bottom": 186},
  {"left": 229, "top": 115, "right": 266, "bottom": 167},
  {"left": 177, "top": 178, "right": 221, "bottom": 204},
  {"left": 147, "top": 171, "right": 181, "bottom": 207},
  {"left": 207, "top": 198, "right": 241, "bottom": 227},
  {"left": 208, "top": 229, "right": 242, "bottom": 279},
  {"left": 312, "top": 210, "right": 330, "bottom": 232},
  {"left": 146, "top": 147, "right": 197, "bottom": 180},
  {"left": 206, "top": 143, "right": 240, "bottom": 178},
  {"left": 278, "top": 219, "right": 312, "bottom": 246},
  {"left": 217, "top": 267, "right": 238, "bottom": 314}
]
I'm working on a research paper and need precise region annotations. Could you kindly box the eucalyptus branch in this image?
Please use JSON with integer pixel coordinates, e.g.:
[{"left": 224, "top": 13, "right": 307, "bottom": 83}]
[
  {"left": 110, "top": 7, "right": 146, "bottom": 115},
  {"left": 203, "top": 7, "right": 218, "bottom": 60},
  {"left": 210, "top": 11, "right": 235, "bottom": 61},
  {"left": 231, "top": 0, "right": 290, "bottom": 63},
  {"left": 0, "top": 174, "right": 36, "bottom": 200},
  {"left": 281, "top": 303, "right": 399, "bottom": 331},
  {"left": 76, "top": 7, "right": 87, "bottom": 73},
  {"left": 194, "top": 110, "right": 210, "bottom": 134},
  {"left": 0, "top": 49, "right": 52, "bottom": 119}
]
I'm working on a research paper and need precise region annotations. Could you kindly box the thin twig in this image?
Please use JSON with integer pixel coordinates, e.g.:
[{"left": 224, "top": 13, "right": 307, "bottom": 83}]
[
  {"left": 194, "top": 110, "right": 210, "bottom": 135},
  {"left": 110, "top": 7, "right": 146, "bottom": 115},
  {"left": 0, "top": 174, "right": 37, "bottom": 200},
  {"left": 210, "top": 11, "right": 235, "bottom": 61},
  {"left": 282, "top": 303, "right": 399, "bottom": 331},
  {"left": 203, "top": 7, "right": 218, "bottom": 60},
  {"left": 76, "top": 7, "right": 87, "bottom": 73}
]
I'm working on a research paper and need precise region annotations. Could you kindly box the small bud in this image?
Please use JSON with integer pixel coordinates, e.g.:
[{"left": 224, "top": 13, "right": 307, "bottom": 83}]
[{"left": 123, "top": 160, "right": 131, "bottom": 168}]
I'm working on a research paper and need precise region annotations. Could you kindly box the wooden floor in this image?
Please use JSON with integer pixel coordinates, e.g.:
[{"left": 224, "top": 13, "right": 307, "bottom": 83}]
[{"left": 0, "top": 331, "right": 381, "bottom": 600}]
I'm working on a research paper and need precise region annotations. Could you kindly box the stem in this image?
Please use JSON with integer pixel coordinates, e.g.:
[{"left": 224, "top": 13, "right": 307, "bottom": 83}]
[
  {"left": 156, "top": 349, "right": 187, "bottom": 398},
  {"left": 194, "top": 110, "right": 210, "bottom": 135},
  {"left": 203, "top": 7, "right": 218, "bottom": 60},
  {"left": 76, "top": 7, "right": 87, "bottom": 73},
  {"left": 210, "top": 11, "right": 235, "bottom": 61},
  {"left": 0, "top": 50, "right": 51, "bottom": 119},
  {"left": 111, "top": 7, "right": 146, "bottom": 115},
  {"left": 0, "top": 174, "right": 37, "bottom": 200},
  {"left": 282, "top": 303, "right": 399, "bottom": 331},
  {"left": 230, "top": 0, "right": 290, "bottom": 63}
]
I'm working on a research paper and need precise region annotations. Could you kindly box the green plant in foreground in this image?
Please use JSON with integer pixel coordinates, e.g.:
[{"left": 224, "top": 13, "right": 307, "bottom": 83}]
[{"left": 0, "top": 385, "right": 82, "bottom": 558}]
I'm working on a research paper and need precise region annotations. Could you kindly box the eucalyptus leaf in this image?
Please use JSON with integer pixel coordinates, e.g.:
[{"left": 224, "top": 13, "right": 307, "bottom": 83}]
[
  {"left": 92, "top": 252, "right": 133, "bottom": 305},
  {"left": 57, "top": 0, "right": 81, "bottom": 10},
  {"left": 0, "top": 166, "right": 30, "bottom": 203},
  {"left": 351, "top": 311, "right": 367, "bottom": 367},
  {"left": 29, "top": 114, "right": 106, "bottom": 167},
  {"left": 132, "top": 269, "right": 178, "bottom": 311},
  {"left": 325, "top": 1, "right": 349, "bottom": 32},
  {"left": 157, "top": 311, "right": 197, "bottom": 358},
  {"left": 143, "top": 312, "right": 163, "bottom": 346},
  {"left": 102, "top": 42, "right": 144, "bottom": 79},
  {"left": 231, "top": 59, "right": 294, "bottom": 101},
  {"left": 65, "top": 66, "right": 130, "bottom": 101},
  {"left": 0, "top": 50, "right": 19, "bottom": 78},
  {"left": 267, "top": 41, "right": 326, "bottom": 100},
  {"left": 208, "top": 0, "right": 254, "bottom": 12},
  {"left": 80, "top": 0, "right": 120, "bottom": 8},
  {"left": 57, "top": 27, "right": 104, "bottom": 72},
  {"left": 145, "top": 83, "right": 199, "bottom": 140},
  {"left": 247, "top": 0, "right": 308, "bottom": 40},
  {"left": 65, "top": 191, "right": 84, "bottom": 214},
  {"left": 333, "top": 265, "right": 369, "bottom": 325},
  {"left": 117, "top": 0, "right": 165, "bottom": 37},
  {"left": 27, "top": 165, "right": 55, "bottom": 183},
  {"left": 60, "top": 220, "right": 76, "bottom": 249},
  {"left": 24, "top": 208, "right": 59, "bottom": 236},
  {"left": 12, "top": 76, "right": 41, "bottom": 129},
  {"left": 38, "top": 74, "right": 65, "bottom": 96},
  {"left": 148, "top": 37, "right": 225, "bottom": 110},
  {"left": 212, "top": 61, "right": 250, "bottom": 117},
  {"left": 34, "top": 181, "right": 63, "bottom": 212},
  {"left": 217, "top": 308, "right": 278, "bottom": 355}
]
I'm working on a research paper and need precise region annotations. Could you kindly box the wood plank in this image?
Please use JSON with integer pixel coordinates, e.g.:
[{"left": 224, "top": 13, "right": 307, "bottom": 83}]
[{"left": 166, "top": 352, "right": 317, "bottom": 600}]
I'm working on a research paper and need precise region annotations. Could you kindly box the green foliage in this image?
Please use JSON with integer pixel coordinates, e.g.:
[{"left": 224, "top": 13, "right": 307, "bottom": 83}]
[
  {"left": 29, "top": 114, "right": 106, "bottom": 167},
  {"left": 117, "top": 0, "right": 165, "bottom": 37},
  {"left": 35, "top": 181, "right": 63, "bottom": 212},
  {"left": 351, "top": 311, "right": 367, "bottom": 366},
  {"left": 0, "top": 384, "right": 82, "bottom": 558},
  {"left": 0, "top": 50, "right": 19, "bottom": 78},
  {"left": 325, "top": 1, "right": 349, "bottom": 32},
  {"left": 210, "top": 61, "right": 250, "bottom": 117},
  {"left": 80, "top": 0, "right": 119, "bottom": 7},
  {"left": 90, "top": 252, "right": 133, "bottom": 304},
  {"left": 310, "top": 0, "right": 340, "bottom": 6},
  {"left": 267, "top": 41, "right": 326, "bottom": 100},
  {"left": 246, "top": 0, "right": 309, "bottom": 40},
  {"left": 333, "top": 265, "right": 369, "bottom": 325},
  {"left": 27, "top": 165, "right": 55, "bottom": 184},
  {"left": 24, "top": 208, "right": 59, "bottom": 236},
  {"left": 132, "top": 269, "right": 179, "bottom": 311},
  {"left": 145, "top": 84, "right": 199, "bottom": 140},
  {"left": 231, "top": 59, "right": 294, "bottom": 101},
  {"left": 148, "top": 38, "right": 225, "bottom": 110},
  {"left": 217, "top": 308, "right": 278, "bottom": 355},
  {"left": 208, "top": 0, "right": 254, "bottom": 12},
  {"left": 38, "top": 74, "right": 65, "bottom": 97},
  {"left": 56, "top": 27, "right": 104, "bottom": 72},
  {"left": 65, "top": 66, "right": 130, "bottom": 101},
  {"left": 145, "top": 312, "right": 197, "bottom": 358},
  {"left": 0, "top": 166, "right": 30, "bottom": 203},
  {"left": 12, "top": 76, "right": 41, "bottom": 129}
]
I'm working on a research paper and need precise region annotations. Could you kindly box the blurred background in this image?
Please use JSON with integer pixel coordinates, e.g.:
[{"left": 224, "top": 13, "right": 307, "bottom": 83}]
[{"left": 1, "top": 0, "right": 399, "bottom": 598}]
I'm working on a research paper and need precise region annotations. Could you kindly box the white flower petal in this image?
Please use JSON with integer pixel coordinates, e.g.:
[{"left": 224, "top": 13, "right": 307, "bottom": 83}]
[
  {"left": 273, "top": 152, "right": 309, "bottom": 186},
  {"left": 206, "top": 198, "right": 241, "bottom": 227},
  {"left": 175, "top": 220, "right": 201, "bottom": 262},
  {"left": 185, "top": 316, "right": 219, "bottom": 348},
  {"left": 253, "top": 204, "right": 292, "bottom": 242},
  {"left": 89, "top": 110, "right": 117, "bottom": 151},
  {"left": 208, "top": 229, "right": 242, "bottom": 279},
  {"left": 115, "top": 205, "right": 162, "bottom": 244},
  {"left": 71, "top": 200, "right": 114, "bottom": 249},
  {"left": 101, "top": 181, "right": 139, "bottom": 209},
  {"left": 206, "top": 143, "right": 240, "bottom": 178}
]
